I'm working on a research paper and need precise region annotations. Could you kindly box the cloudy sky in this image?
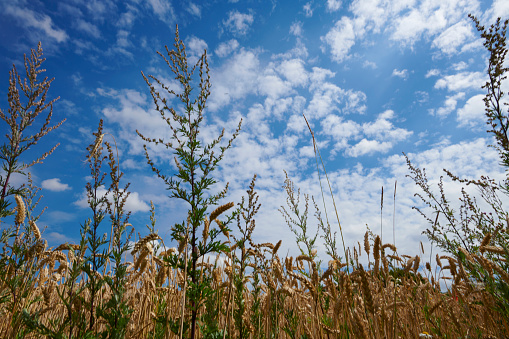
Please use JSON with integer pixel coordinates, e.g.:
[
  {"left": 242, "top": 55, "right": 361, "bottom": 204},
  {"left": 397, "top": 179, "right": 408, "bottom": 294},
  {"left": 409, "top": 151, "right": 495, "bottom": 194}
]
[{"left": 1, "top": 0, "right": 508, "bottom": 268}]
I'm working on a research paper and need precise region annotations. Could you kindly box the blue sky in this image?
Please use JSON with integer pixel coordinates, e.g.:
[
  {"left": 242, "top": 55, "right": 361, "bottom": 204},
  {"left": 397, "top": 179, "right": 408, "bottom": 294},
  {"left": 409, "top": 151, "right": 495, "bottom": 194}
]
[{"left": 1, "top": 0, "right": 508, "bottom": 263}]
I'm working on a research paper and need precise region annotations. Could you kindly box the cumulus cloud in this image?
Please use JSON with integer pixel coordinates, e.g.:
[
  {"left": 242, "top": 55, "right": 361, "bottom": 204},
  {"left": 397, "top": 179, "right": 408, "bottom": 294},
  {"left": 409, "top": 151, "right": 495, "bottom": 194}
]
[
  {"left": 431, "top": 92, "right": 466, "bottom": 117},
  {"left": 185, "top": 36, "right": 208, "bottom": 65},
  {"left": 390, "top": 0, "right": 479, "bottom": 45},
  {"left": 215, "top": 39, "right": 239, "bottom": 57},
  {"left": 278, "top": 59, "right": 308, "bottom": 87},
  {"left": 363, "top": 60, "right": 377, "bottom": 69},
  {"left": 307, "top": 87, "right": 341, "bottom": 119},
  {"left": 321, "top": 114, "right": 361, "bottom": 150},
  {"left": 362, "top": 110, "right": 412, "bottom": 141},
  {"left": 223, "top": 10, "right": 254, "bottom": 36},
  {"left": 452, "top": 61, "right": 468, "bottom": 71},
  {"left": 487, "top": 0, "right": 509, "bottom": 22},
  {"left": 42, "top": 178, "right": 71, "bottom": 192},
  {"left": 457, "top": 94, "right": 485, "bottom": 127},
  {"left": 326, "top": 0, "right": 342, "bottom": 12},
  {"left": 432, "top": 20, "right": 475, "bottom": 55},
  {"left": 347, "top": 139, "right": 392, "bottom": 157},
  {"left": 258, "top": 74, "right": 293, "bottom": 99},
  {"left": 74, "top": 186, "right": 150, "bottom": 213},
  {"left": 321, "top": 17, "right": 356, "bottom": 63},
  {"left": 209, "top": 49, "right": 260, "bottom": 110},
  {"left": 392, "top": 69, "right": 408, "bottom": 79},
  {"left": 434, "top": 72, "right": 485, "bottom": 92},
  {"left": 425, "top": 69, "right": 440, "bottom": 78},
  {"left": 319, "top": 110, "right": 411, "bottom": 157},
  {"left": 99, "top": 88, "right": 179, "bottom": 161}
]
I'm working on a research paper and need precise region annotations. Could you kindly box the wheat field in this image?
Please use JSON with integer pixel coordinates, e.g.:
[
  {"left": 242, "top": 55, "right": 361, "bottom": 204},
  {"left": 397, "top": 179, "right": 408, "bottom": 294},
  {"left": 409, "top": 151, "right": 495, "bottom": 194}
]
[{"left": 1, "top": 201, "right": 508, "bottom": 338}]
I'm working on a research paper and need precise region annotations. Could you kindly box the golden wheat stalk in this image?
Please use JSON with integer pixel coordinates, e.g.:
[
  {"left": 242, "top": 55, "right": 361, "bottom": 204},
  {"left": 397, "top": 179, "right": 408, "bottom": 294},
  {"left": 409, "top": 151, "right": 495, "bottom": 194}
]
[
  {"left": 132, "top": 233, "right": 160, "bottom": 255},
  {"left": 30, "top": 220, "right": 41, "bottom": 240},
  {"left": 210, "top": 202, "right": 235, "bottom": 221},
  {"left": 15, "top": 195, "right": 26, "bottom": 225}
]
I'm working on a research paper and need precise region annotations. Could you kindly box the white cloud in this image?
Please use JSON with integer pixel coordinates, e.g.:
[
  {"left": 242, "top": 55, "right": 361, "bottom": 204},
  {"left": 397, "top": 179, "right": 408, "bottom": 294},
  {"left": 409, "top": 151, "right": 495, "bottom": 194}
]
[
  {"left": 45, "top": 231, "right": 75, "bottom": 245},
  {"left": 209, "top": 49, "right": 260, "bottom": 111},
  {"left": 74, "top": 186, "right": 150, "bottom": 213},
  {"left": 187, "top": 3, "right": 201, "bottom": 17},
  {"left": 215, "top": 39, "right": 239, "bottom": 57},
  {"left": 82, "top": 0, "right": 115, "bottom": 22},
  {"left": 223, "top": 10, "right": 254, "bottom": 36},
  {"left": 347, "top": 139, "right": 392, "bottom": 157},
  {"left": 391, "top": 9, "right": 430, "bottom": 43},
  {"left": 362, "top": 110, "right": 412, "bottom": 142},
  {"left": 434, "top": 72, "right": 485, "bottom": 92},
  {"left": 392, "top": 68, "right": 408, "bottom": 79},
  {"left": 146, "top": 0, "right": 175, "bottom": 24},
  {"left": 258, "top": 74, "right": 293, "bottom": 99},
  {"left": 363, "top": 60, "right": 377, "bottom": 69},
  {"left": 319, "top": 109, "right": 412, "bottom": 157},
  {"left": 305, "top": 82, "right": 361, "bottom": 119},
  {"left": 452, "top": 61, "right": 468, "bottom": 71},
  {"left": 431, "top": 92, "right": 465, "bottom": 117},
  {"left": 290, "top": 21, "right": 303, "bottom": 36},
  {"left": 457, "top": 94, "right": 485, "bottom": 127},
  {"left": 185, "top": 36, "right": 208, "bottom": 65},
  {"left": 75, "top": 19, "right": 100, "bottom": 38},
  {"left": 99, "top": 88, "right": 177, "bottom": 159},
  {"left": 425, "top": 69, "right": 440, "bottom": 78},
  {"left": 42, "top": 178, "right": 71, "bottom": 192},
  {"left": 432, "top": 20, "right": 475, "bottom": 55},
  {"left": 278, "top": 59, "right": 308, "bottom": 87},
  {"left": 309, "top": 67, "right": 335, "bottom": 85},
  {"left": 487, "top": 0, "right": 509, "bottom": 22},
  {"left": 352, "top": 0, "right": 420, "bottom": 36},
  {"left": 306, "top": 83, "right": 345, "bottom": 119},
  {"left": 303, "top": 2, "right": 313, "bottom": 17},
  {"left": 321, "top": 114, "right": 361, "bottom": 150},
  {"left": 390, "top": 0, "right": 479, "bottom": 46},
  {"left": 106, "top": 30, "right": 133, "bottom": 58},
  {"left": 116, "top": 30, "right": 130, "bottom": 48},
  {"left": 326, "top": 0, "right": 342, "bottom": 12},
  {"left": 321, "top": 17, "right": 356, "bottom": 63},
  {"left": 117, "top": 9, "right": 136, "bottom": 28},
  {"left": 4, "top": 5, "right": 68, "bottom": 43}
]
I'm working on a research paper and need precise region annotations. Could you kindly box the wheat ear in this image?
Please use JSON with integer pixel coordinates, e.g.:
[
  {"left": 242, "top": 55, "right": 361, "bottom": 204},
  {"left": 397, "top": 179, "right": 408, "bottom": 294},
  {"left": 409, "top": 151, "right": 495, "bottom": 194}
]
[{"left": 15, "top": 195, "right": 26, "bottom": 225}]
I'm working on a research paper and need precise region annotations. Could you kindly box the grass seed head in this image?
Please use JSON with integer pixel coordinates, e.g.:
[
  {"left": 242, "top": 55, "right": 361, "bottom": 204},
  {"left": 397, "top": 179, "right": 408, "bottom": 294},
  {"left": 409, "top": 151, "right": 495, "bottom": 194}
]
[
  {"left": 209, "top": 201, "right": 234, "bottom": 221},
  {"left": 30, "top": 220, "right": 41, "bottom": 240},
  {"left": 364, "top": 231, "right": 370, "bottom": 255},
  {"left": 15, "top": 195, "right": 26, "bottom": 225}
]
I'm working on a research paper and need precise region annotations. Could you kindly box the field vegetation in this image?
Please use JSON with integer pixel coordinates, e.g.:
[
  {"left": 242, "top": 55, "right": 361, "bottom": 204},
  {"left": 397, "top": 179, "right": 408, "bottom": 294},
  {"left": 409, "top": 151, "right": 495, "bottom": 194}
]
[{"left": 0, "top": 15, "right": 508, "bottom": 338}]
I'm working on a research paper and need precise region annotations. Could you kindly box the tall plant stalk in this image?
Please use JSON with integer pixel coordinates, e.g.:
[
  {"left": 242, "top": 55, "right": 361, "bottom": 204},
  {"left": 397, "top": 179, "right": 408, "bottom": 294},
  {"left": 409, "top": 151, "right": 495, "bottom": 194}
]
[{"left": 137, "top": 25, "right": 241, "bottom": 339}]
